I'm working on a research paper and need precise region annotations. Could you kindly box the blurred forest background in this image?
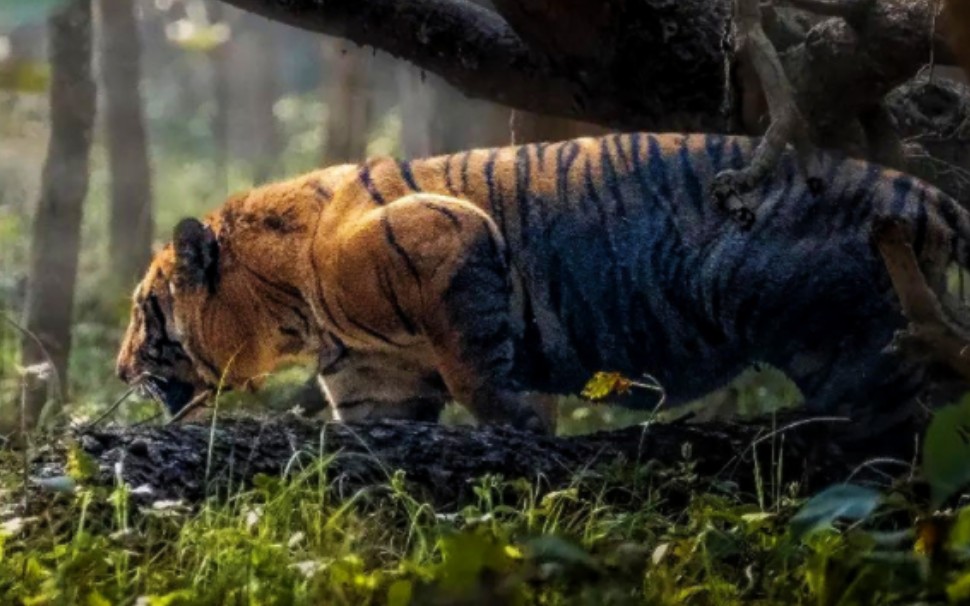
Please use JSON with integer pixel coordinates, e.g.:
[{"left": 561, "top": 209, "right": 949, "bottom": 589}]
[{"left": 0, "top": 0, "right": 802, "bottom": 437}]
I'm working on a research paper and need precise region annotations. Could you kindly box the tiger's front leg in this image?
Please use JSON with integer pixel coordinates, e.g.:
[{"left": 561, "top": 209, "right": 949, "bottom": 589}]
[
  {"left": 326, "top": 194, "right": 550, "bottom": 433},
  {"left": 316, "top": 346, "right": 449, "bottom": 423}
]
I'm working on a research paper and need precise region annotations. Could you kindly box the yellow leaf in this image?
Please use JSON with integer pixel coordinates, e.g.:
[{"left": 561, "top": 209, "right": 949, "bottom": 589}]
[
  {"left": 67, "top": 445, "right": 99, "bottom": 482},
  {"left": 915, "top": 514, "right": 951, "bottom": 557},
  {"left": 581, "top": 371, "right": 632, "bottom": 401}
]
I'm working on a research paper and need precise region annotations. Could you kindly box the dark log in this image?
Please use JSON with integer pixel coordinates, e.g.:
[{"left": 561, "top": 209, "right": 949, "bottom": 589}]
[{"left": 30, "top": 409, "right": 928, "bottom": 510}]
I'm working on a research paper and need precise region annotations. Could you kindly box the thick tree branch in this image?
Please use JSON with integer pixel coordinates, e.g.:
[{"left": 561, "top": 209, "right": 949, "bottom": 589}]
[{"left": 218, "top": 0, "right": 734, "bottom": 131}]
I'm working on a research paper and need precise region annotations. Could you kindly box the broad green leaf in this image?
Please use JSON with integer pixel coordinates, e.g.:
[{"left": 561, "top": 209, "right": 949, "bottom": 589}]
[
  {"left": 949, "top": 506, "right": 970, "bottom": 551},
  {"left": 950, "top": 572, "right": 970, "bottom": 603},
  {"left": 387, "top": 580, "right": 413, "bottom": 606},
  {"left": 0, "top": 0, "right": 70, "bottom": 28},
  {"left": 435, "top": 531, "right": 513, "bottom": 594},
  {"left": 790, "top": 484, "right": 881, "bottom": 539},
  {"left": 524, "top": 535, "right": 599, "bottom": 572},
  {"left": 923, "top": 396, "right": 970, "bottom": 508}
]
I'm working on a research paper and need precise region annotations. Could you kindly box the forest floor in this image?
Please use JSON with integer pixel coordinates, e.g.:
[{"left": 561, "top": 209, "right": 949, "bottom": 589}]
[{"left": 1, "top": 400, "right": 970, "bottom": 605}]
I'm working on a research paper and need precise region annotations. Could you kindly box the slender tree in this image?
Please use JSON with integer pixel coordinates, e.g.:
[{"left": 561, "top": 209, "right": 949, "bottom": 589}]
[
  {"left": 20, "top": 0, "right": 96, "bottom": 428},
  {"left": 99, "top": 0, "right": 153, "bottom": 286},
  {"left": 209, "top": 0, "right": 231, "bottom": 195},
  {"left": 397, "top": 65, "right": 437, "bottom": 158},
  {"left": 320, "top": 38, "right": 372, "bottom": 164}
]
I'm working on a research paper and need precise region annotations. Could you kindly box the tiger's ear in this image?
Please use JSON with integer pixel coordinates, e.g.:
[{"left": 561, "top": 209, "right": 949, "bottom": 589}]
[{"left": 173, "top": 218, "right": 219, "bottom": 292}]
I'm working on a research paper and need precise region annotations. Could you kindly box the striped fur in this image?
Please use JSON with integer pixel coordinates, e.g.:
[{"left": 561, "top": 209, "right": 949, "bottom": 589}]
[{"left": 117, "top": 133, "right": 970, "bottom": 433}]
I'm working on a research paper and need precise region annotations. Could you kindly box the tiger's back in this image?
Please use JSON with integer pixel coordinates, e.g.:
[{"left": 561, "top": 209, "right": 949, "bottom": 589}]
[{"left": 346, "top": 133, "right": 959, "bottom": 419}]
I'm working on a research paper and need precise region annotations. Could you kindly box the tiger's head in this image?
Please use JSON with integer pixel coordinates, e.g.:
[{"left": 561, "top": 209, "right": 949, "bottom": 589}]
[
  {"left": 115, "top": 216, "right": 316, "bottom": 414},
  {"left": 116, "top": 164, "right": 357, "bottom": 414}
]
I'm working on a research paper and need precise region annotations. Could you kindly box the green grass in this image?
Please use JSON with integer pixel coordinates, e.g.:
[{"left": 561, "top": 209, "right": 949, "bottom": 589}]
[{"left": 3, "top": 439, "right": 970, "bottom": 605}]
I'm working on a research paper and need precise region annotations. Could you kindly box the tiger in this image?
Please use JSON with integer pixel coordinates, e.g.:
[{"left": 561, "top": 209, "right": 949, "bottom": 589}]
[{"left": 116, "top": 132, "right": 970, "bottom": 436}]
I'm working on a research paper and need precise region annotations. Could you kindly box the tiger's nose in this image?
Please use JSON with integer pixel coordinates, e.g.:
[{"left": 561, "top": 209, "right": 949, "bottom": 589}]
[{"left": 117, "top": 363, "right": 132, "bottom": 384}]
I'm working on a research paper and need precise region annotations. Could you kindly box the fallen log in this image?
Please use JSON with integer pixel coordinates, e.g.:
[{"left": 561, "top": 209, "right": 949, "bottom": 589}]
[{"left": 28, "top": 409, "right": 929, "bottom": 510}]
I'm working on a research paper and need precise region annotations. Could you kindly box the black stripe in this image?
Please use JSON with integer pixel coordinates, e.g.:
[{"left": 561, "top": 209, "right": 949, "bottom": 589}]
[
  {"left": 678, "top": 136, "right": 703, "bottom": 215},
  {"left": 556, "top": 141, "right": 581, "bottom": 208},
  {"left": 705, "top": 134, "right": 726, "bottom": 171},
  {"left": 913, "top": 195, "right": 928, "bottom": 255},
  {"left": 424, "top": 201, "right": 462, "bottom": 228},
  {"left": 382, "top": 212, "right": 422, "bottom": 283},
  {"left": 146, "top": 294, "right": 177, "bottom": 348},
  {"left": 359, "top": 163, "right": 387, "bottom": 206},
  {"left": 889, "top": 173, "right": 913, "bottom": 217},
  {"left": 398, "top": 160, "right": 419, "bottom": 191},
  {"left": 378, "top": 267, "right": 417, "bottom": 335},
  {"left": 600, "top": 136, "right": 627, "bottom": 217},
  {"left": 646, "top": 135, "right": 673, "bottom": 214},
  {"left": 318, "top": 334, "right": 348, "bottom": 376},
  {"left": 484, "top": 149, "right": 506, "bottom": 237},
  {"left": 444, "top": 154, "right": 459, "bottom": 196},
  {"left": 938, "top": 191, "right": 960, "bottom": 233},
  {"left": 336, "top": 295, "right": 404, "bottom": 347},
  {"left": 535, "top": 142, "right": 549, "bottom": 171},
  {"left": 612, "top": 134, "right": 631, "bottom": 171},
  {"left": 313, "top": 183, "right": 332, "bottom": 201},
  {"left": 515, "top": 145, "right": 532, "bottom": 246},
  {"left": 460, "top": 151, "right": 471, "bottom": 192}
]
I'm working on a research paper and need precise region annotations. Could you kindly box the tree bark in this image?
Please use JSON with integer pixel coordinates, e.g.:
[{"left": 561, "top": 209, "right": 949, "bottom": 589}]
[
  {"left": 20, "top": 0, "right": 96, "bottom": 429},
  {"left": 36, "top": 409, "right": 926, "bottom": 509},
  {"left": 99, "top": 0, "right": 154, "bottom": 286},
  {"left": 219, "top": 0, "right": 734, "bottom": 132}
]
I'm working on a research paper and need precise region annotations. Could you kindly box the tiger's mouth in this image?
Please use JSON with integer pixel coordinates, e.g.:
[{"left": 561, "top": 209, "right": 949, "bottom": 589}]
[{"left": 140, "top": 376, "right": 197, "bottom": 414}]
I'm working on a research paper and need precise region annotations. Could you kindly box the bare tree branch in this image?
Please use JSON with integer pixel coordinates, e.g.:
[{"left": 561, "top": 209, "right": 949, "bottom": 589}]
[{"left": 875, "top": 219, "right": 970, "bottom": 379}]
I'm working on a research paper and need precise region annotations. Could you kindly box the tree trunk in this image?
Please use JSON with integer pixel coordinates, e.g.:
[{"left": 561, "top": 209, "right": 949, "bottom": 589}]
[
  {"left": 320, "top": 38, "right": 372, "bottom": 165},
  {"left": 248, "top": 21, "right": 281, "bottom": 184},
  {"left": 20, "top": 0, "right": 96, "bottom": 429},
  {"left": 397, "top": 65, "right": 438, "bottom": 158},
  {"left": 209, "top": 0, "right": 231, "bottom": 196},
  {"left": 99, "top": 0, "right": 154, "bottom": 286}
]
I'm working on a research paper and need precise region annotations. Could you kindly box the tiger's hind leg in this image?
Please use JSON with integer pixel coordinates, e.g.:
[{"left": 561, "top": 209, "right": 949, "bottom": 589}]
[{"left": 781, "top": 331, "right": 929, "bottom": 447}]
